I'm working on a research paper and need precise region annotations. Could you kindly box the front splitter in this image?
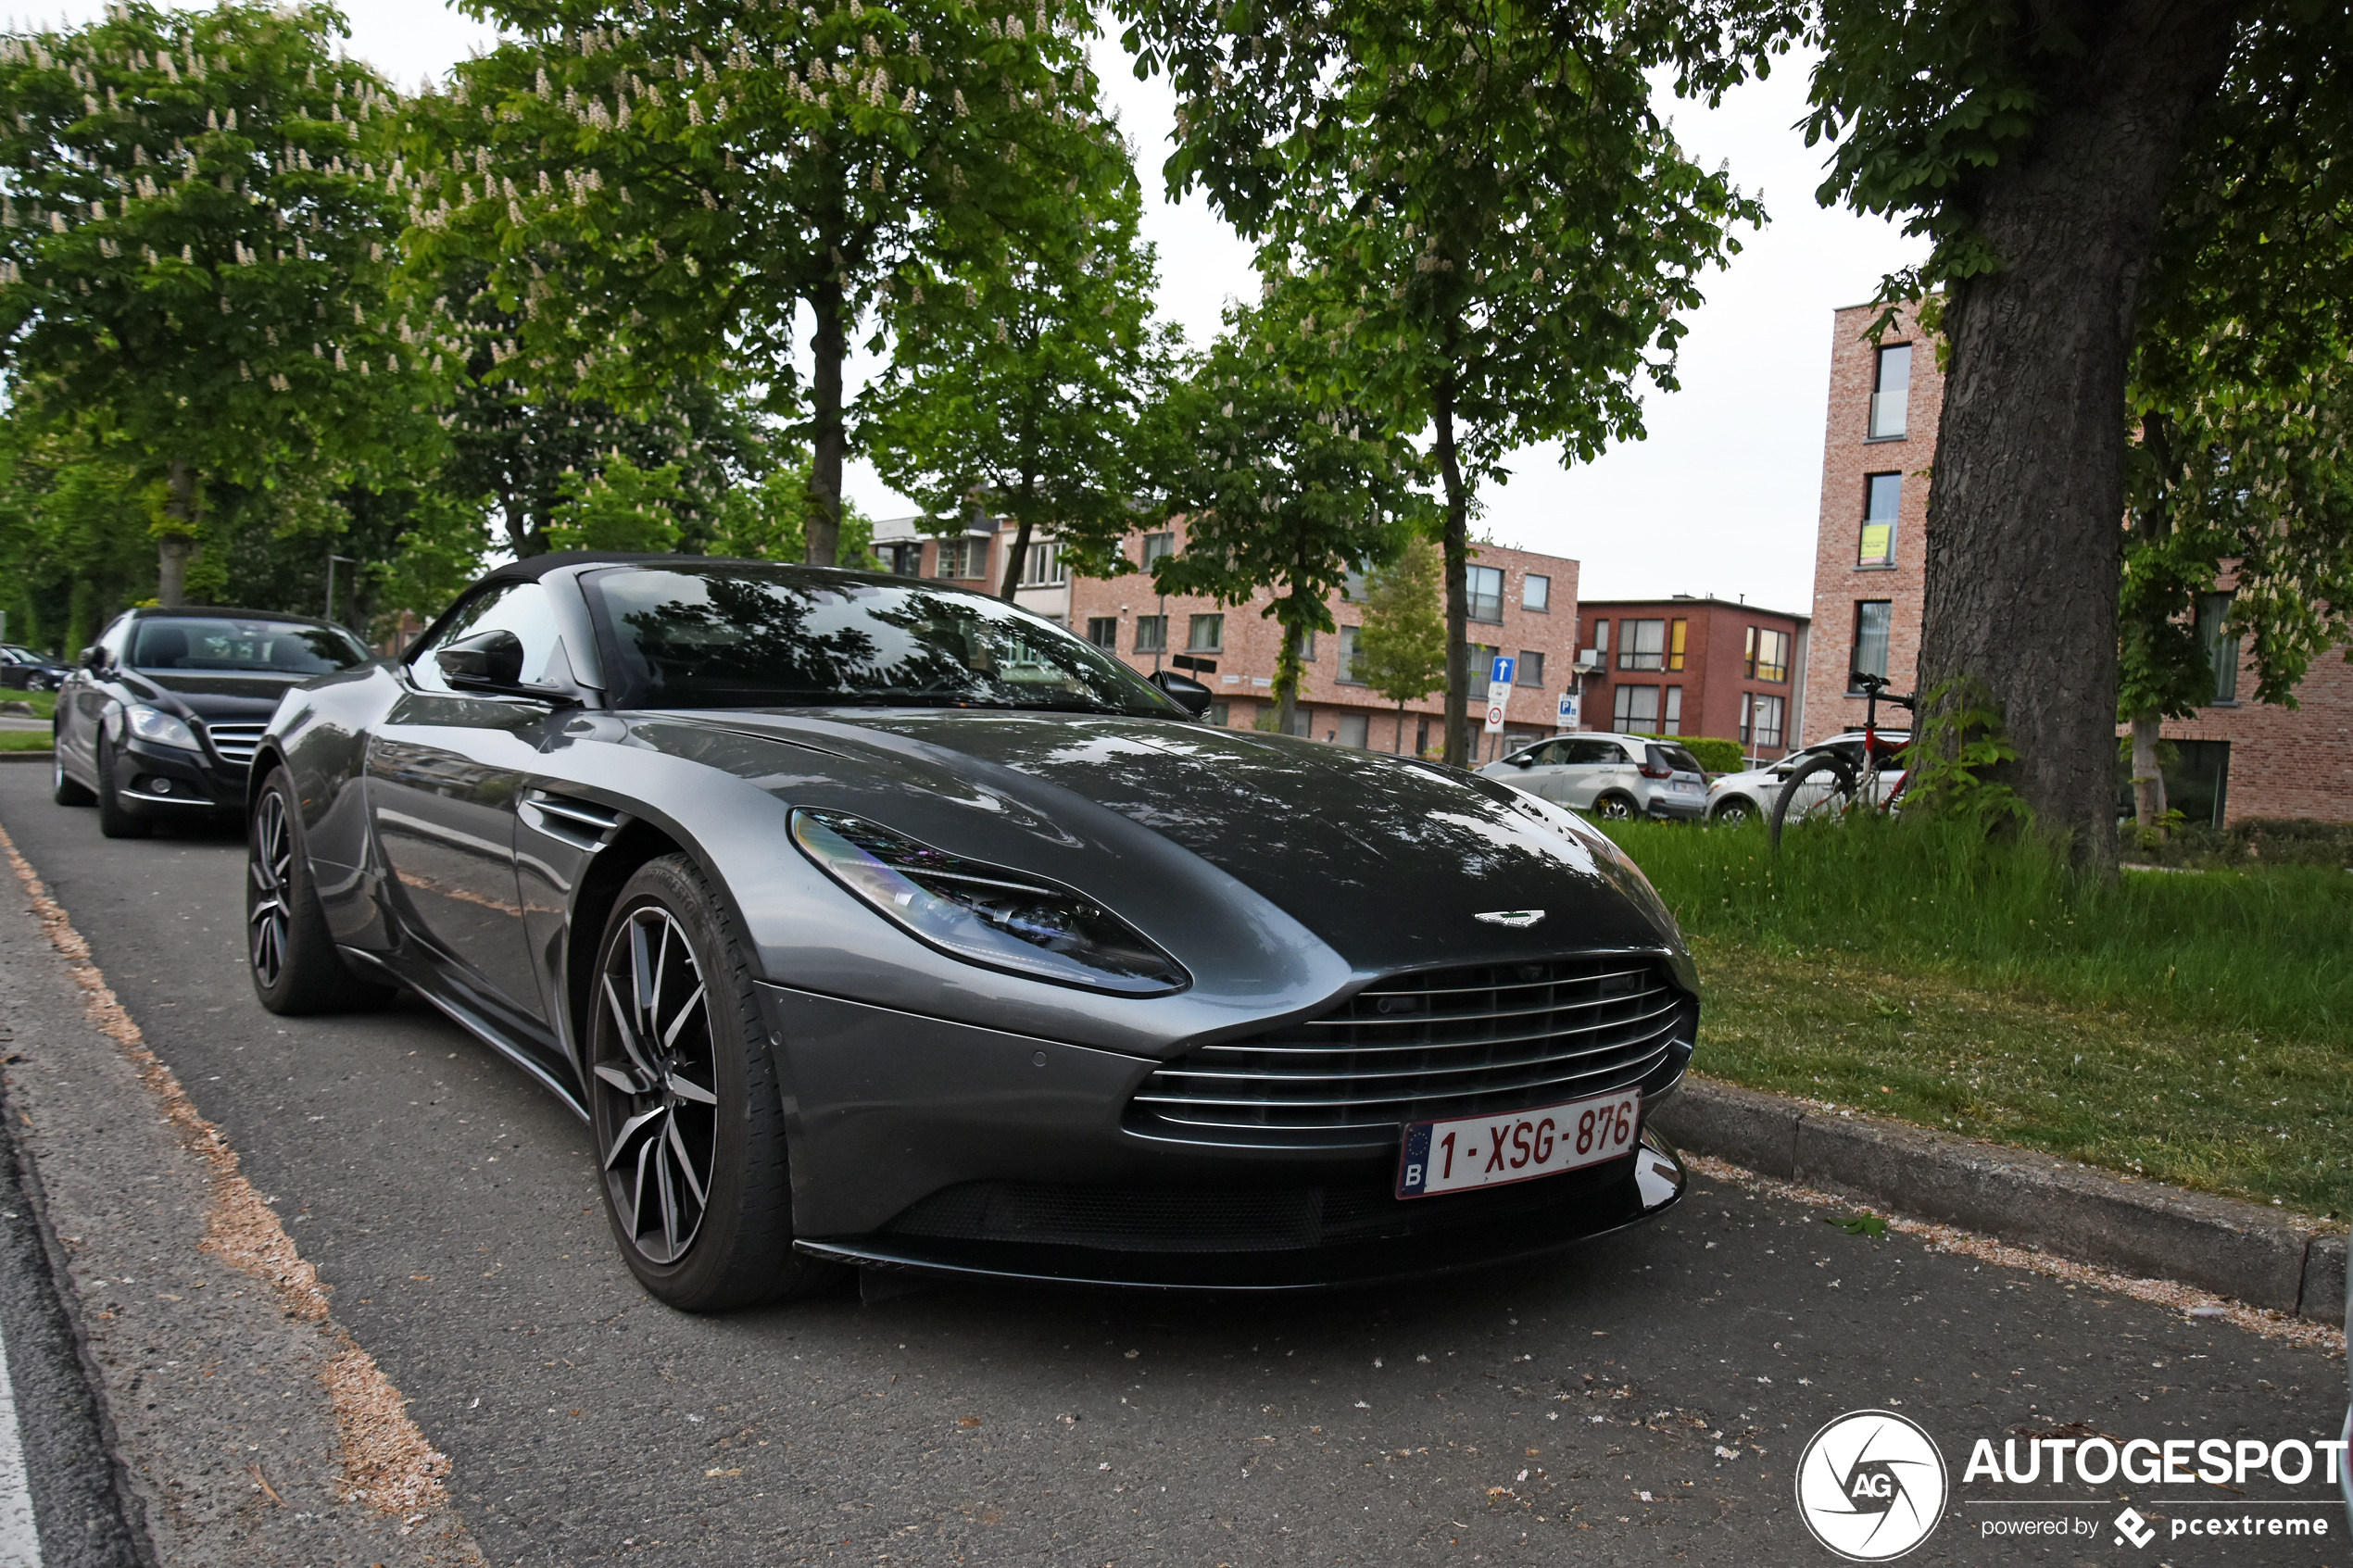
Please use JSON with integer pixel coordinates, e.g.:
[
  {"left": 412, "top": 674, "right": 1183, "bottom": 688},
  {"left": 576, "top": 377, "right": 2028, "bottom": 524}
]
[{"left": 795, "top": 1132, "right": 1686, "bottom": 1292}]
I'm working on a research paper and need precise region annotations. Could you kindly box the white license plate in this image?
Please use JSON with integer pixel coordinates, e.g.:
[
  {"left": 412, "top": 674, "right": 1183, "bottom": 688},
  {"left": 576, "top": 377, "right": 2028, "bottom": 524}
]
[
  {"left": 1396, "top": 1088, "right": 1642, "bottom": 1198},
  {"left": 1673, "top": 780, "right": 1702, "bottom": 793}
]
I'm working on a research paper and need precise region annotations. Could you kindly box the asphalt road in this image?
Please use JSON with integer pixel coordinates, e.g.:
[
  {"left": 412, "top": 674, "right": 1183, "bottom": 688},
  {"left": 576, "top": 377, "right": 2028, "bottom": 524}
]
[{"left": 0, "top": 759, "right": 2343, "bottom": 1567}]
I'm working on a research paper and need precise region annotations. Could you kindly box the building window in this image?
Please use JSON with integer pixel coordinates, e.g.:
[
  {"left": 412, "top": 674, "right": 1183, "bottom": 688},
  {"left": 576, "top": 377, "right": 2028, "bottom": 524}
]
[
  {"left": 1337, "top": 625, "right": 1365, "bottom": 684},
  {"left": 1523, "top": 573, "right": 1550, "bottom": 612},
  {"left": 1340, "top": 561, "right": 1369, "bottom": 602},
  {"left": 1187, "top": 613, "right": 1223, "bottom": 652},
  {"left": 1859, "top": 472, "right": 1900, "bottom": 566},
  {"left": 1466, "top": 564, "right": 1505, "bottom": 623},
  {"left": 1742, "top": 694, "right": 1786, "bottom": 749},
  {"left": 1744, "top": 626, "right": 1791, "bottom": 683},
  {"left": 1850, "top": 601, "right": 1892, "bottom": 688},
  {"left": 1613, "top": 684, "right": 1660, "bottom": 732},
  {"left": 1021, "top": 540, "right": 1063, "bottom": 586},
  {"left": 1415, "top": 718, "right": 1429, "bottom": 756},
  {"left": 1207, "top": 700, "right": 1230, "bottom": 727},
  {"left": 1585, "top": 620, "right": 1609, "bottom": 664},
  {"left": 1516, "top": 650, "right": 1545, "bottom": 687},
  {"left": 935, "top": 538, "right": 987, "bottom": 580},
  {"left": 1662, "top": 685, "right": 1682, "bottom": 734},
  {"left": 1618, "top": 618, "right": 1666, "bottom": 671},
  {"left": 1466, "top": 643, "right": 1496, "bottom": 700},
  {"left": 1300, "top": 630, "right": 1316, "bottom": 661},
  {"left": 1335, "top": 711, "right": 1370, "bottom": 749},
  {"left": 1869, "top": 343, "right": 1910, "bottom": 439},
  {"left": 1086, "top": 616, "right": 1119, "bottom": 650},
  {"left": 1139, "top": 531, "right": 1175, "bottom": 569},
  {"left": 1666, "top": 619, "right": 1687, "bottom": 672},
  {"left": 2197, "top": 592, "right": 2241, "bottom": 704},
  {"left": 877, "top": 541, "right": 923, "bottom": 576},
  {"left": 1135, "top": 615, "right": 1167, "bottom": 653}
]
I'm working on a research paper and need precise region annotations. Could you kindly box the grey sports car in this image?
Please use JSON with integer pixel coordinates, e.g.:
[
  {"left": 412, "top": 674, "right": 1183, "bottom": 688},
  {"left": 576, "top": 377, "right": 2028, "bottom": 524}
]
[{"left": 247, "top": 552, "right": 1698, "bottom": 1310}]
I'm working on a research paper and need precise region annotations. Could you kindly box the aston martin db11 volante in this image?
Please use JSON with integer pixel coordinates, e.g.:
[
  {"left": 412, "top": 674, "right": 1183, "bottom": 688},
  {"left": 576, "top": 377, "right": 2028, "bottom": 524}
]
[{"left": 247, "top": 552, "right": 1698, "bottom": 1310}]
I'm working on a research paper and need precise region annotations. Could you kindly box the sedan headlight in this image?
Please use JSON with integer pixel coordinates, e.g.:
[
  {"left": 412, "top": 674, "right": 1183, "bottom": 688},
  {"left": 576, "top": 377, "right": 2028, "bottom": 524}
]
[
  {"left": 125, "top": 705, "right": 198, "bottom": 750},
  {"left": 790, "top": 809, "right": 1189, "bottom": 997}
]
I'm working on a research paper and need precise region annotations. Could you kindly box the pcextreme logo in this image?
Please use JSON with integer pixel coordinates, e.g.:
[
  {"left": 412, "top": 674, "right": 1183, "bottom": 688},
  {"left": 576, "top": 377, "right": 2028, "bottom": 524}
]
[{"left": 1795, "top": 1410, "right": 1950, "bottom": 1562}]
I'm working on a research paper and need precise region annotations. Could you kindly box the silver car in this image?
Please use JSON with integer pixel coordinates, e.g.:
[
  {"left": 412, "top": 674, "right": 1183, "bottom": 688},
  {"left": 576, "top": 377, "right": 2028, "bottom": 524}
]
[
  {"left": 1705, "top": 732, "right": 1912, "bottom": 826},
  {"left": 1482, "top": 734, "right": 1710, "bottom": 822}
]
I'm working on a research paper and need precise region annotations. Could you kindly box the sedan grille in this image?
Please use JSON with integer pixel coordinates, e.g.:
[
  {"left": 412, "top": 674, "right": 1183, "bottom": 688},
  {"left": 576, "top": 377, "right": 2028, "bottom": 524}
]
[
  {"left": 1127, "top": 955, "right": 1688, "bottom": 1149},
  {"left": 202, "top": 721, "right": 267, "bottom": 769}
]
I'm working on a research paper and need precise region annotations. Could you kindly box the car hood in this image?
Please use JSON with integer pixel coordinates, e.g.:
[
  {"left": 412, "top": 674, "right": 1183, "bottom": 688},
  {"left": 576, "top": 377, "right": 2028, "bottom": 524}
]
[
  {"left": 123, "top": 671, "right": 307, "bottom": 720},
  {"left": 646, "top": 709, "right": 1690, "bottom": 977}
]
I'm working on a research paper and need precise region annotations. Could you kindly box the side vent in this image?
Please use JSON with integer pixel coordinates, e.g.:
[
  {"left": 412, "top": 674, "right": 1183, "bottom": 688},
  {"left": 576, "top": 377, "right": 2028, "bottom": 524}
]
[{"left": 521, "top": 789, "right": 627, "bottom": 853}]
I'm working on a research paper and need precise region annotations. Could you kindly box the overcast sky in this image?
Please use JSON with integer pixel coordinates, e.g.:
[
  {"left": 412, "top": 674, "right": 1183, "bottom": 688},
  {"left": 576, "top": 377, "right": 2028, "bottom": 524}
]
[{"left": 32, "top": 1, "right": 1922, "bottom": 615}]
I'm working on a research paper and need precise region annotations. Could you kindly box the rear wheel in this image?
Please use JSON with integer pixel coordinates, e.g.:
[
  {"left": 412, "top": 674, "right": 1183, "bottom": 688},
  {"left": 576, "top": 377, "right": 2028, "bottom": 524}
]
[
  {"left": 246, "top": 768, "right": 393, "bottom": 1014},
  {"left": 51, "top": 744, "right": 94, "bottom": 807},
  {"left": 1768, "top": 752, "right": 1862, "bottom": 851},
  {"left": 1594, "top": 793, "right": 1638, "bottom": 822},
  {"left": 587, "top": 855, "right": 837, "bottom": 1312},
  {"left": 94, "top": 736, "right": 150, "bottom": 839}
]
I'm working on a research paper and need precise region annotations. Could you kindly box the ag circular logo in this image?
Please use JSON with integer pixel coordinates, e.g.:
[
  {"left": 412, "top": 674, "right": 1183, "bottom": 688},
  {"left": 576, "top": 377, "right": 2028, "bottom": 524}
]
[{"left": 1794, "top": 1409, "right": 1947, "bottom": 1561}]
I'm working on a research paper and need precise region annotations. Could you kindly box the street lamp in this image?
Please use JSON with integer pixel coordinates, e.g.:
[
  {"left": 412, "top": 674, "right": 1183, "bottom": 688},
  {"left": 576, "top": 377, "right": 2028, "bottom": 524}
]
[{"left": 324, "top": 554, "right": 358, "bottom": 625}]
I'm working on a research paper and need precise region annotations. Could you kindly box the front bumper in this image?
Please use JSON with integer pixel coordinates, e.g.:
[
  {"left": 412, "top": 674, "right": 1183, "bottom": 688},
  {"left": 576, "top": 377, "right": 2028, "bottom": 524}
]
[
  {"left": 110, "top": 736, "right": 245, "bottom": 814},
  {"left": 762, "top": 983, "right": 1690, "bottom": 1289}
]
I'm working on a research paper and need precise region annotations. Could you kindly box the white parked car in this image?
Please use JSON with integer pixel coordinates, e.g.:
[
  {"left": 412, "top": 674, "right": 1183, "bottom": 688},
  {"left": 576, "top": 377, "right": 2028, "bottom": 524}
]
[
  {"left": 1480, "top": 734, "right": 1710, "bottom": 822},
  {"left": 1705, "top": 732, "right": 1911, "bottom": 826}
]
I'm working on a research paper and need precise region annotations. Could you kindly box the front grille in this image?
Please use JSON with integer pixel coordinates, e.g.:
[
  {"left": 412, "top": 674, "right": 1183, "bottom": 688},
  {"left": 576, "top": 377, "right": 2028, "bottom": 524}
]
[
  {"left": 1127, "top": 955, "right": 1687, "bottom": 1149},
  {"left": 886, "top": 1166, "right": 1633, "bottom": 1254},
  {"left": 203, "top": 721, "right": 267, "bottom": 769}
]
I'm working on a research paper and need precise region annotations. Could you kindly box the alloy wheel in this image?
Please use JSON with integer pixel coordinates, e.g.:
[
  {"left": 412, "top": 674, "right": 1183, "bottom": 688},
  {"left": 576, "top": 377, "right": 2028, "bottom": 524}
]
[
  {"left": 592, "top": 906, "right": 720, "bottom": 1266},
  {"left": 248, "top": 788, "right": 293, "bottom": 987}
]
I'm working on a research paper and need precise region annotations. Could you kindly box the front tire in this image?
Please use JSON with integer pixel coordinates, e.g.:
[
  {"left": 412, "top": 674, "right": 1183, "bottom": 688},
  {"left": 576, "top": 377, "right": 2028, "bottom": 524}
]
[
  {"left": 587, "top": 855, "right": 837, "bottom": 1312},
  {"left": 1711, "top": 797, "right": 1755, "bottom": 828},
  {"left": 1768, "top": 752, "right": 1861, "bottom": 851},
  {"left": 51, "top": 745, "right": 94, "bottom": 807},
  {"left": 246, "top": 768, "right": 393, "bottom": 1014},
  {"left": 94, "top": 736, "right": 150, "bottom": 839}
]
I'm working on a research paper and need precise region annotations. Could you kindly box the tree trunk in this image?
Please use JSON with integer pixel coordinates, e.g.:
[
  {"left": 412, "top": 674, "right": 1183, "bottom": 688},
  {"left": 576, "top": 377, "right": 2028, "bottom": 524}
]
[
  {"left": 2129, "top": 709, "right": 2168, "bottom": 828},
  {"left": 155, "top": 458, "right": 198, "bottom": 608},
  {"left": 1431, "top": 377, "right": 1470, "bottom": 768},
  {"left": 999, "top": 473, "right": 1039, "bottom": 602},
  {"left": 806, "top": 273, "right": 848, "bottom": 568},
  {"left": 1273, "top": 619, "right": 1304, "bottom": 737},
  {"left": 1915, "top": 0, "right": 2237, "bottom": 873}
]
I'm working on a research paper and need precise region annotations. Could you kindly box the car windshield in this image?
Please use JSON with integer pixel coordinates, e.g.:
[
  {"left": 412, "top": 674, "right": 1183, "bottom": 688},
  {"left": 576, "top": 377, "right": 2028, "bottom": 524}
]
[
  {"left": 129, "top": 617, "right": 370, "bottom": 674},
  {"left": 583, "top": 564, "right": 1188, "bottom": 717}
]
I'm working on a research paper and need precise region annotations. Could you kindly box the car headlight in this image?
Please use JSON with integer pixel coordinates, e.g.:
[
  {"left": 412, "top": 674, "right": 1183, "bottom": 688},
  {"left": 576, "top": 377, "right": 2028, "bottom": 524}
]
[
  {"left": 790, "top": 809, "right": 1189, "bottom": 997},
  {"left": 125, "top": 705, "right": 198, "bottom": 750}
]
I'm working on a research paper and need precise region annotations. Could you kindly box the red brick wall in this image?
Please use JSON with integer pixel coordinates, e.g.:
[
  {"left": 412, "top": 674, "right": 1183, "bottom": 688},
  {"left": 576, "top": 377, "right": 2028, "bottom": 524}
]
[
  {"left": 1064, "top": 522, "right": 1579, "bottom": 757},
  {"left": 1803, "top": 300, "right": 1944, "bottom": 744},
  {"left": 2157, "top": 646, "right": 2353, "bottom": 824},
  {"left": 1579, "top": 597, "right": 1807, "bottom": 757}
]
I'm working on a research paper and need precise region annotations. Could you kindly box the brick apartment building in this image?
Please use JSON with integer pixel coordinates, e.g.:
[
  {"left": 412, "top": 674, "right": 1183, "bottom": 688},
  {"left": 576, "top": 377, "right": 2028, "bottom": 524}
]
[
  {"left": 1802, "top": 301, "right": 2352, "bottom": 824},
  {"left": 869, "top": 513, "right": 1581, "bottom": 759},
  {"left": 1576, "top": 596, "right": 1810, "bottom": 761}
]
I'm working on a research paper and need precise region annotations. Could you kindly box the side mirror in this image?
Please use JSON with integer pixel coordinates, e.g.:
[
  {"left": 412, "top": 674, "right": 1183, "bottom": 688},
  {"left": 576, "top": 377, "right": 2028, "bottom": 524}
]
[
  {"left": 1146, "top": 669, "right": 1214, "bottom": 719},
  {"left": 1508, "top": 752, "right": 1534, "bottom": 768},
  {"left": 79, "top": 646, "right": 103, "bottom": 671},
  {"left": 436, "top": 628, "right": 527, "bottom": 690}
]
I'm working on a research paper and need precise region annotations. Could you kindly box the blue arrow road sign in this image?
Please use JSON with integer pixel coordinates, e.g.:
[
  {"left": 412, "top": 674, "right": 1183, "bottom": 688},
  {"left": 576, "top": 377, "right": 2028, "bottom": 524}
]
[{"left": 1490, "top": 654, "right": 1516, "bottom": 687}]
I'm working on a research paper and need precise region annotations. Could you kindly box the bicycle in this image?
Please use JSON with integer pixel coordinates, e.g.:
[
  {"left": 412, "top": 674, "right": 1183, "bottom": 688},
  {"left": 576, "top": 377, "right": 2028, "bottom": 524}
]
[{"left": 1768, "top": 672, "right": 1917, "bottom": 850}]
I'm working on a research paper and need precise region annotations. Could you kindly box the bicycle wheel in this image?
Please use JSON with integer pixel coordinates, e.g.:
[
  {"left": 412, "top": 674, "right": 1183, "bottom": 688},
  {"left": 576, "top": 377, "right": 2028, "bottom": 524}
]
[{"left": 1768, "top": 751, "right": 1862, "bottom": 851}]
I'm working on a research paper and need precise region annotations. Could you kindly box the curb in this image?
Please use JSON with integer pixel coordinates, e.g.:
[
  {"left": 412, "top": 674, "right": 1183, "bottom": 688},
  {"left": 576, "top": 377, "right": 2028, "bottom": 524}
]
[
  {"left": 0, "top": 752, "right": 54, "bottom": 763},
  {"left": 1650, "top": 1077, "right": 2347, "bottom": 1322}
]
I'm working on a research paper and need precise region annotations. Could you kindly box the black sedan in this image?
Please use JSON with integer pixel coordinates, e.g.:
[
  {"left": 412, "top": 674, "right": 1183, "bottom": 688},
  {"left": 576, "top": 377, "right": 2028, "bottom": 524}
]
[
  {"left": 0, "top": 643, "right": 70, "bottom": 692},
  {"left": 247, "top": 553, "right": 1699, "bottom": 1310},
  {"left": 52, "top": 605, "right": 372, "bottom": 837}
]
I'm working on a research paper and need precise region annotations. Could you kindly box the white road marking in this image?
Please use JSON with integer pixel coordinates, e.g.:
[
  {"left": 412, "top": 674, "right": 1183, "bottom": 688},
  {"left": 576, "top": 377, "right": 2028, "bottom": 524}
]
[{"left": 0, "top": 1320, "right": 40, "bottom": 1567}]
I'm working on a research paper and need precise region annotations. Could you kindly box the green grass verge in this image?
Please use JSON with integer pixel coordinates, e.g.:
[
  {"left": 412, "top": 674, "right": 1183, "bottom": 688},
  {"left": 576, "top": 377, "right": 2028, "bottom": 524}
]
[
  {"left": 0, "top": 729, "right": 55, "bottom": 751},
  {"left": 0, "top": 691, "right": 55, "bottom": 721},
  {"left": 1604, "top": 816, "right": 2353, "bottom": 1214}
]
